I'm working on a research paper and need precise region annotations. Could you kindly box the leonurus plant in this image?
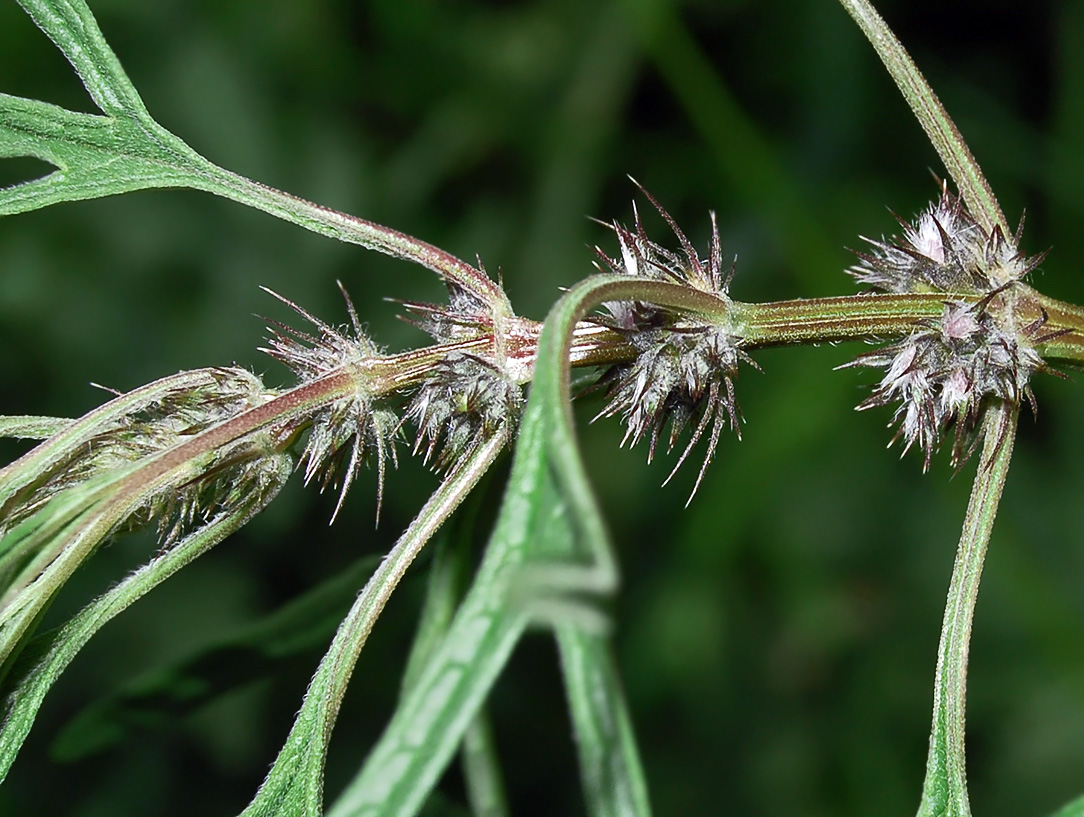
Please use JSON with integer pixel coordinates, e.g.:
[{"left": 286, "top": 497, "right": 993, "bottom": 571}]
[{"left": 0, "top": 0, "right": 1082, "bottom": 815}]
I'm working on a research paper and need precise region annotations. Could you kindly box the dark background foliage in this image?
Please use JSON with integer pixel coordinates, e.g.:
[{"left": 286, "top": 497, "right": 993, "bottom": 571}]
[{"left": 1, "top": 0, "right": 1082, "bottom": 815}]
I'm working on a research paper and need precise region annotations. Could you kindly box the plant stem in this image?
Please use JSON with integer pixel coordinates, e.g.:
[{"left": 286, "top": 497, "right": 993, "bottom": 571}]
[
  {"left": 188, "top": 166, "right": 510, "bottom": 312},
  {"left": 917, "top": 402, "right": 1018, "bottom": 817}
]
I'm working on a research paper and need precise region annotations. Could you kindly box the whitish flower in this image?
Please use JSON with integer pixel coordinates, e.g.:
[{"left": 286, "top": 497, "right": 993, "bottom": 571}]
[
  {"left": 844, "top": 299, "right": 1049, "bottom": 469},
  {"left": 850, "top": 183, "right": 1045, "bottom": 295}
]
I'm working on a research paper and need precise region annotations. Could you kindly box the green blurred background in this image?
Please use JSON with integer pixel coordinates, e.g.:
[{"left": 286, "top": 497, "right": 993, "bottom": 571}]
[{"left": 1, "top": 0, "right": 1083, "bottom": 814}]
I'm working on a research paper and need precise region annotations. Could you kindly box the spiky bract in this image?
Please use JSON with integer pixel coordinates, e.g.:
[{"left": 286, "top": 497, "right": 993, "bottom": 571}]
[
  {"left": 850, "top": 183, "right": 1044, "bottom": 295},
  {"left": 261, "top": 285, "right": 398, "bottom": 521},
  {"left": 592, "top": 188, "right": 753, "bottom": 501},
  {"left": 846, "top": 185, "right": 1054, "bottom": 468},
  {"left": 406, "top": 352, "right": 523, "bottom": 472}
]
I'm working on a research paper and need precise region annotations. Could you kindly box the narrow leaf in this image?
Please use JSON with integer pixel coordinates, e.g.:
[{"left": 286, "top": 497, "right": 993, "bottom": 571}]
[
  {"left": 0, "top": 452, "right": 290, "bottom": 782},
  {"left": 328, "top": 275, "right": 679, "bottom": 817},
  {"left": 15, "top": 0, "right": 149, "bottom": 118},
  {"left": 239, "top": 430, "right": 507, "bottom": 817},
  {"left": 0, "top": 416, "right": 71, "bottom": 440},
  {"left": 50, "top": 550, "right": 380, "bottom": 763},
  {"left": 837, "top": 0, "right": 1008, "bottom": 234},
  {"left": 557, "top": 626, "right": 652, "bottom": 817},
  {"left": 400, "top": 534, "right": 510, "bottom": 817},
  {"left": 917, "top": 403, "right": 1018, "bottom": 817}
]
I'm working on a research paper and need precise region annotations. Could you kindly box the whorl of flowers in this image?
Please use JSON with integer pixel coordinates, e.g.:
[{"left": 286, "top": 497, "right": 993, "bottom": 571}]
[
  {"left": 592, "top": 189, "right": 755, "bottom": 501},
  {"left": 846, "top": 184, "right": 1057, "bottom": 468},
  {"left": 0, "top": 367, "right": 276, "bottom": 541},
  {"left": 850, "top": 184, "right": 1044, "bottom": 294},
  {"left": 261, "top": 285, "right": 398, "bottom": 521},
  {"left": 845, "top": 300, "right": 1048, "bottom": 469},
  {"left": 406, "top": 352, "right": 523, "bottom": 472}
]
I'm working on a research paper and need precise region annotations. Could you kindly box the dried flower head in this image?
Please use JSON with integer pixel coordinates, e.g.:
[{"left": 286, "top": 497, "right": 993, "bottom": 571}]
[
  {"left": 406, "top": 352, "right": 523, "bottom": 472},
  {"left": 850, "top": 182, "right": 1045, "bottom": 295},
  {"left": 261, "top": 285, "right": 398, "bottom": 522},
  {"left": 845, "top": 184, "right": 1059, "bottom": 468},
  {"left": 592, "top": 187, "right": 754, "bottom": 502},
  {"left": 843, "top": 298, "right": 1051, "bottom": 469}
]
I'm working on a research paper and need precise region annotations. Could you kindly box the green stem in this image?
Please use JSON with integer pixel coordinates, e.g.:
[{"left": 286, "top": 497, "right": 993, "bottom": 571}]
[
  {"left": 837, "top": 0, "right": 1008, "bottom": 235},
  {"left": 736, "top": 293, "right": 949, "bottom": 346},
  {"left": 188, "top": 165, "right": 510, "bottom": 313},
  {"left": 917, "top": 402, "right": 1018, "bottom": 817}
]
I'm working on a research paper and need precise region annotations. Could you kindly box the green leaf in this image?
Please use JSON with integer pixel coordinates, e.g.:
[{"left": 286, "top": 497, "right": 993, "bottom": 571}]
[
  {"left": 0, "top": 451, "right": 290, "bottom": 782},
  {"left": 916, "top": 404, "right": 1018, "bottom": 817},
  {"left": 328, "top": 275, "right": 684, "bottom": 817},
  {"left": 50, "top": 548, "right": 380, "bottom": 763},
  {"left": 401, "top": 532, "right": 509, "bottom": 817},
  {"left": 5, "top": 0, "right": 511, "bottom": 307},
  {"left": 0, "top": 416, "right": 71, "bottom": 440},
  {"left": 556, "top": 627, "right": 651, "bottom": 817},
  {"left": 0, "top": 93, "right": 210, "bottom": 215},
  {"left": 836, "top": 0, "right": 1008, "bottom": 235},
  {"left": 16, "top": 0, "right": 150, "bottom": 118},
  {"left": 239, "top": 431, "right": 507, "bottom": 817}
]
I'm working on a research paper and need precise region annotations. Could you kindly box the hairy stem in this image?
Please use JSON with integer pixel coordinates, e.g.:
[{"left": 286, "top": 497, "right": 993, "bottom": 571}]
[{"left": 917, "top": 402, "right": 1018, "bottom": 817}]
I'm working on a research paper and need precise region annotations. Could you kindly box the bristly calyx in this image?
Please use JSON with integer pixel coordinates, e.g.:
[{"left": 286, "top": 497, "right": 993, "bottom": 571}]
[
  {"left": 844, "top": 183, "right": 1064, "bottom": 469},
  {"left": 590, "top": 186, "right": 756, "bottom": 502}
]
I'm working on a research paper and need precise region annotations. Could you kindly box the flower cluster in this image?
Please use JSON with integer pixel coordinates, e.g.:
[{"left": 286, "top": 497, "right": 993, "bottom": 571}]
[
  {"left": 846, "top": 185, "right": 1057, "bottom": 468},
  {"left": 849, "top": 183, "right": 1044, "bottom": 295},
  {"left": 406, "top": 352, "right": 523, "bottom": 472},
  {"left": 399, "top": 265, "right": 527, "bottom": 468},
  {"left": 844, "top": 300, "right": 1046, "bottom": 469},
  {"left": 0, "top": 366, "right": 281, "bottom": 545},
  {"left": 262, "top": 285, "right": 398, "bottom": 521},
  {"left": 262, "top": 274, "right": 526, "bottom": 516},
  {"left": 592, "top": 189, "right": 754, "bottom": 500}
]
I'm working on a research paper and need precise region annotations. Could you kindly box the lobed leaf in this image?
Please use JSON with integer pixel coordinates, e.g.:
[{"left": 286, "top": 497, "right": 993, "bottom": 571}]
[{"left": 3, "top": 0, "right": 512, "bottom": 307}]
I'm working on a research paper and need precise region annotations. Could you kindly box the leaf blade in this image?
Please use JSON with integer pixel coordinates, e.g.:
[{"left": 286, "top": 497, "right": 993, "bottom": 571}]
[
  {"left": 239, "top": 431, "right": 507, "bottom": 817},
  {"left": 0, "top": 452, "right": 290, "bottom": 782},
  {"left": 837, "top": 0, "right": 1008, "bottom": 234}
]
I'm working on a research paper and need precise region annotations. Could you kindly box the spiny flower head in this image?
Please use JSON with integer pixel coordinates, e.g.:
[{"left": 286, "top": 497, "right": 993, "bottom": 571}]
[
  {"left": 0, "top": 367, "right": 274, "bottom": 540},
  {"left": 399, "top": 278, "right": 496, "bottom": 347},
  {"left": 846, "top": 184, "right": 1059, "bottom": 469},
  {"left": 592, "top": 187, "right": 753, "bottom": 502},
  {"left": 844, "top": 298, "right": 1049, "bottom": 469},
  {"left": 261, "top": 284, "right": 398, "bottom": 522},
  {"left": 398, "top": 263, "right": 540, "bottom": 386},
  {"left": 850, "top": 183, "right": 1045, "bottom": 295},
  {"left": 406, "top": 352, "right": 523, "bottom": 472}
]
